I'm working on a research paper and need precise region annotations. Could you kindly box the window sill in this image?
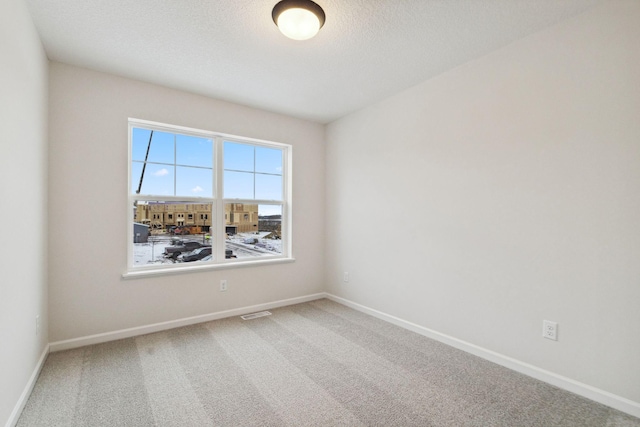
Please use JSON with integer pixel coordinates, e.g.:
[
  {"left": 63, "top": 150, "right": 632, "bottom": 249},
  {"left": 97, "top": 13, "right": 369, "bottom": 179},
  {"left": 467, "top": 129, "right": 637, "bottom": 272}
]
[{"left": 122, "top": 257, "right": 295, "bottom": 280}]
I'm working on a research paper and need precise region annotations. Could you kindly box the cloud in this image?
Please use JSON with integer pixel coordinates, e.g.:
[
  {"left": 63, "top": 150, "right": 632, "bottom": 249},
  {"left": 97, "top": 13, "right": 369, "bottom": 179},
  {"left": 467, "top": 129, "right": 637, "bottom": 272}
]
[
  {"left": 191, "top": 185, "right": 203, "bottom": 193},
  {"left": 153, "top": 168, "right": 169, "bottom": 177}
]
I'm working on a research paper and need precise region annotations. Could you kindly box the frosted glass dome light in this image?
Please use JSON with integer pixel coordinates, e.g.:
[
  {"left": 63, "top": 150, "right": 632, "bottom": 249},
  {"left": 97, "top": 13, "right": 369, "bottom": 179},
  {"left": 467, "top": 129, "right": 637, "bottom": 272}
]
[{"left": 272, "top": 0, "right": 326, "bottom": 41}]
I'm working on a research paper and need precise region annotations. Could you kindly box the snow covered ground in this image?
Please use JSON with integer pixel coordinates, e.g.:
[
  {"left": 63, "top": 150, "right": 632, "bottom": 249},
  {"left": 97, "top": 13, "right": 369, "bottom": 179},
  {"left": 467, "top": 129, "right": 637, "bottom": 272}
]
[{"left": 133, "top": 232, "right": 282, "bottom": 266}]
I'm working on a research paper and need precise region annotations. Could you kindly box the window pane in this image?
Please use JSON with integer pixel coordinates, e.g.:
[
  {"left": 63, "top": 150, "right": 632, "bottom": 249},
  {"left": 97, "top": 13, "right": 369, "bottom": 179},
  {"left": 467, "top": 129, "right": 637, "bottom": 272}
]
[
  {"left": 255, "top": 174, "right": 282, "bottom": 200},
  {"left": 176, "top": 135, "right": 212, "bottom": 168},
  {"left": 143, "top": 131, "right": 175, "bottom": 164},
  {"left": 134, "top": 163, "right": 174, "bottom": 196},
  {"left": 224, "top": 170, "right": 254, "bottom": 199},
  {"left": 133, "top": 201, "right": 213, "bottom": 267},
  {"left": 255, "top": 146, "right": 282, "bottom": 175},
  {"left": 131, "top": 162, "right": 144, "bottom": 194},
  {"left": 176, "top": 166, "right": 213, "bottom": 197},
  {"left": 132, "top": 128, "right": 153, "bottom": 162},
  {"left": 224, "top": 204, "right": 281, "bottom": 259},
  {"left": 224, "top": 141, "right": 254, "bottom": 172}
]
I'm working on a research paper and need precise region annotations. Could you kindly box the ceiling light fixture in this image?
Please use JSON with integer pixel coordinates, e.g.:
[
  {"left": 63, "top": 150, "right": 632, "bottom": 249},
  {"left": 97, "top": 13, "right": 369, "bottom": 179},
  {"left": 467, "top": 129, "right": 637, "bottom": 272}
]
[{"left": 272, "top": 0, "right": 325, "bottom": 41}]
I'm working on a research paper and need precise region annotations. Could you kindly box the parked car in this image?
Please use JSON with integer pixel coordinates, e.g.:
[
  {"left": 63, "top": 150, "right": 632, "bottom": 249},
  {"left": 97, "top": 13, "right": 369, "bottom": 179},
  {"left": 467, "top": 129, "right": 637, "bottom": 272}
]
[
  {"left": 192, "top": 250, "right": 235, "bottom": 262},
  {"left": 164, "top": 240, "right": 208, "bottom": 258},
  {"left": 179, "top": 246, "right": 213, "bottom": 262}
]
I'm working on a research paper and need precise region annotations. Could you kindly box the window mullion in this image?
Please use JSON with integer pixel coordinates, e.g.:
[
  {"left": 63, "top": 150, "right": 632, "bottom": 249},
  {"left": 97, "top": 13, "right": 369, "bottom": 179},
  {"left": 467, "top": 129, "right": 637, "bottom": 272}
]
[
  {"left": 253, "top": 146, "right": 257, "bottom": 200},
  {"left": 173, "top": 134, "right": 177, "bottom": 196},
  {"left": 214, "top": 136, "right": 225, "bottom": 262}
]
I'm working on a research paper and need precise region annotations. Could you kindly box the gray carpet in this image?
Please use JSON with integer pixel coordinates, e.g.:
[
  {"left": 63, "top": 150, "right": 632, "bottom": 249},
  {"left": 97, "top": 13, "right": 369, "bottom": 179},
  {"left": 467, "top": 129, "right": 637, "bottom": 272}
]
[{"left": 17, "top": 299, "right": 640, "bottom": 426}]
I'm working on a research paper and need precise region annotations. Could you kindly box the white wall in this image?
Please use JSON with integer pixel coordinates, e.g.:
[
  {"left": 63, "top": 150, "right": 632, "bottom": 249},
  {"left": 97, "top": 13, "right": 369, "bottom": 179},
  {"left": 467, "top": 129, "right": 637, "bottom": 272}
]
[
  {"left": 326, "top": 0, "right": 640, "bottom": 405},
  {"left": 48, "top": 62, "right": 325, "bottom": 342},
  {"left": 0, "top": 0, "right": 49, "bottom": 424}
]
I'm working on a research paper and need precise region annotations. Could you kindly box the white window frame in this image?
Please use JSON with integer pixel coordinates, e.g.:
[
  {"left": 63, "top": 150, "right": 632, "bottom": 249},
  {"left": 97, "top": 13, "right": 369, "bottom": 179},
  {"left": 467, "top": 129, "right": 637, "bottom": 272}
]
[{"left": 124, "top": 118, "right": 293, "bottom": 278}]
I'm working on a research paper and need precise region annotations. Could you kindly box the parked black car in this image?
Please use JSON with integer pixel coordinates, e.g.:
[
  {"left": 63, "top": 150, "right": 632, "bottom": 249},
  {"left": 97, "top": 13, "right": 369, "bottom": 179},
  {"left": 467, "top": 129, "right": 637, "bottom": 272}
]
[
  {"left": 164, "top": 241, "right": 208, "bottom": 258},
  {"left": 179, "top": 246, "right": 213, "bottom": 262},
  {"left": 197, "top": 250, "right": 235, "bottom": 261}
]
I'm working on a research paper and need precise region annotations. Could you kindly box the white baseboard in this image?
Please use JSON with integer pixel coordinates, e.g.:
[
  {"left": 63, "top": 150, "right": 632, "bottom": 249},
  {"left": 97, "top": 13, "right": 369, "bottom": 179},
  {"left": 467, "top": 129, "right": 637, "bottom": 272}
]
[
  {"left": 5, "top": 344, "right": 49, "bottom": 427},
  {"left": 49, "top": 293, "right": 326, "bottom": 352},
  {"left": 325, "top": 293, "right": 640, "bottom": 419}
]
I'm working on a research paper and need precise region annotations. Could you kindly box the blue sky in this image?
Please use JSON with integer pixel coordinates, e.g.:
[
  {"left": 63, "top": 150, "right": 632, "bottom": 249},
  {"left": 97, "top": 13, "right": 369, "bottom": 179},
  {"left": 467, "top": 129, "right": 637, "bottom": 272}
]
[{"left": 131, "top": 128, "right": 283, "bottom": 205}]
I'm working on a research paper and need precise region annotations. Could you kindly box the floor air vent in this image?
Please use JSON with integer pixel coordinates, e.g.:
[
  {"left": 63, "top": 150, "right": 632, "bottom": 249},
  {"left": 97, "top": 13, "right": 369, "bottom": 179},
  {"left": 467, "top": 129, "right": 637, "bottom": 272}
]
[{"left": 241, "top": 311, "right": 272, "bottom": 320}]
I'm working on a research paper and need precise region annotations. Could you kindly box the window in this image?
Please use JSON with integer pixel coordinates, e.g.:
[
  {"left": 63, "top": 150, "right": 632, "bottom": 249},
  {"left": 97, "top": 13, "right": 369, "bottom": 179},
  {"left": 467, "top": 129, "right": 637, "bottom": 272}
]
[{"left": 128, "top": 119, "right": 291, "bottom": 273}]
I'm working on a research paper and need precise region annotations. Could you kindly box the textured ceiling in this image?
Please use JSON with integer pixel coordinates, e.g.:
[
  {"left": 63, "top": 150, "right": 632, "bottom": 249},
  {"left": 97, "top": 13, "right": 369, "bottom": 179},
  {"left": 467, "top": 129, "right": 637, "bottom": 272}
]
[{"left": 26, "top": 0, "right": 603, "bottom": 123}]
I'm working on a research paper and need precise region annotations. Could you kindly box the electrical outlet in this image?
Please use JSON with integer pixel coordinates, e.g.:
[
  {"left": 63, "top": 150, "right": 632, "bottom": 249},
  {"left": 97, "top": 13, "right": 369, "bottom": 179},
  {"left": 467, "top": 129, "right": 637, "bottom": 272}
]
[
  {"left": 343, "top": 272, "right": 349, "bottom": 282},
  {"left": 36, "top": 315, "right": 40, "bottom": 336},
  {"left": 220, "top": 280, "right": 228, "bottom": 292},
  {"left": 543, "top": 320, "right": 558, "bottom": 341}
]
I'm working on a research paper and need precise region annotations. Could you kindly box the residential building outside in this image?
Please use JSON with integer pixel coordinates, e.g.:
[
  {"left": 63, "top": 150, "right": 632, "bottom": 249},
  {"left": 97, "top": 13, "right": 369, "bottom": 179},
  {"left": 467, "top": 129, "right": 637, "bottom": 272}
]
[{"left": 134, "top": 202, "right": 263, "bottom": 234}]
